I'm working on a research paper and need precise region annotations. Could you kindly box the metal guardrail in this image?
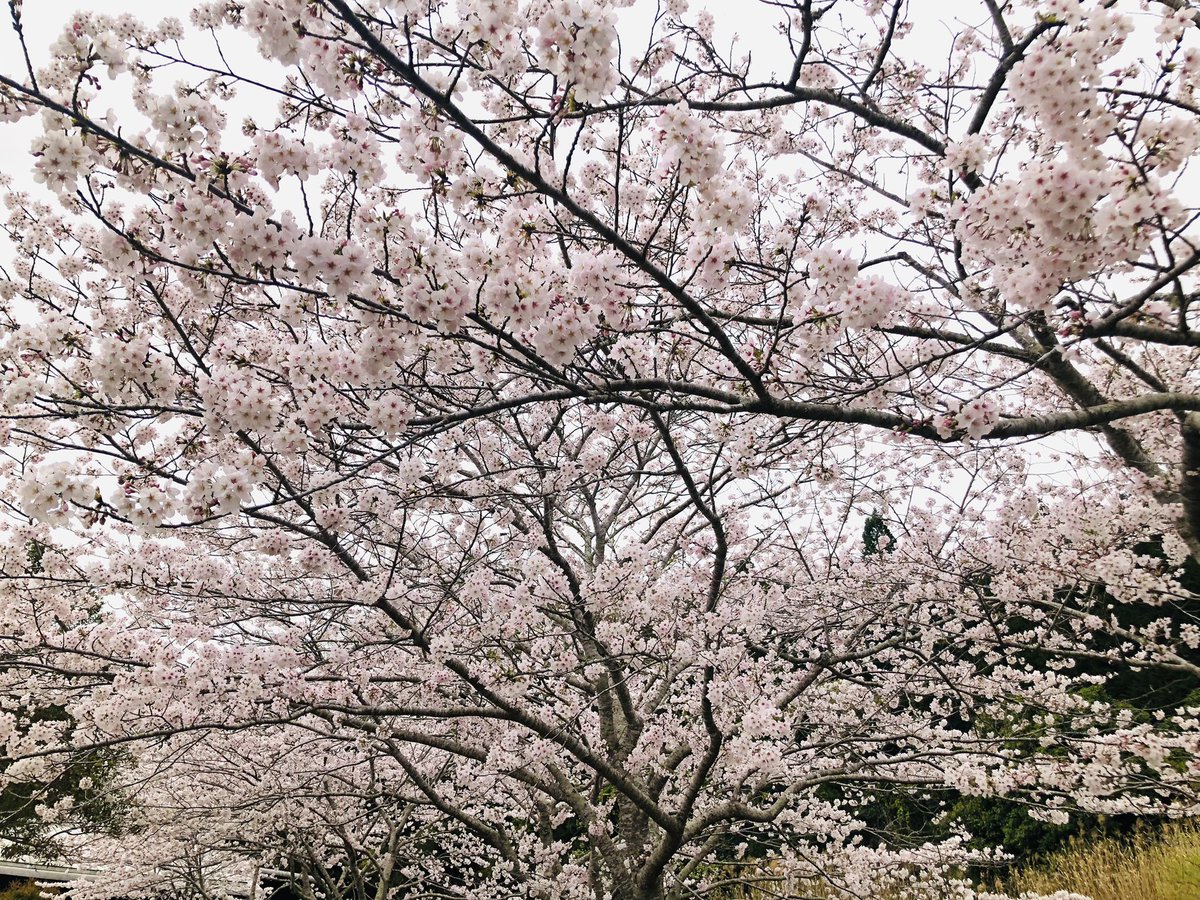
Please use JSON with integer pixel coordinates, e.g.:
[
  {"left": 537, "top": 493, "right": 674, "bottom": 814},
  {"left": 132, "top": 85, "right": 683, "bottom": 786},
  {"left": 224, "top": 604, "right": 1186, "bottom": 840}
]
[
  {"left": 0, "top": 859, "right": 296, "bottom": 895},
  {"left": 0, "top": 861, "right": 101, "bottom": 882}
]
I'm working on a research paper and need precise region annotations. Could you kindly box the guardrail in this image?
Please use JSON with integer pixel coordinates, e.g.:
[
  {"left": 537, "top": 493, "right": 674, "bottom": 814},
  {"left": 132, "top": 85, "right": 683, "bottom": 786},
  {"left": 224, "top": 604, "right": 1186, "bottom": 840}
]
[
  {"left": 0, "top": 861, "right": 100, "bottom": 882},
  {"left": 0, "top": 860, "right": 297, "bottom": 896}
]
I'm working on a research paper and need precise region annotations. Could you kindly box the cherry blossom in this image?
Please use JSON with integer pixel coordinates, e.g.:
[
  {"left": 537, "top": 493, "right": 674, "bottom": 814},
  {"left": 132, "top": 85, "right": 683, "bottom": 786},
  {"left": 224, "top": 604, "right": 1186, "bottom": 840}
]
[{"left": 0, "top": 2, "right": 1198, "bottom": 898}]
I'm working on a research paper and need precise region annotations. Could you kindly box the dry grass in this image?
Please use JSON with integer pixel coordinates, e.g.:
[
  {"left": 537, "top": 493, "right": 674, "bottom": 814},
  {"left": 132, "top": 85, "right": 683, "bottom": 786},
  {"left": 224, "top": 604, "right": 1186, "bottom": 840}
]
[
  {"left": 992, "top": 823, "right": 1200, "bottom": 900},
  {"left": 0, "top": 882, "right": 60, "bottom": 900}
]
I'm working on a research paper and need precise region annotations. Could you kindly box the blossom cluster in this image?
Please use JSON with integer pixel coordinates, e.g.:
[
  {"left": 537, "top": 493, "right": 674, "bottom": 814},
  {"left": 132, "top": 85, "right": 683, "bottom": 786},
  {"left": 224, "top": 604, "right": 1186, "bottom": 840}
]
[
  {"left": 531, "top": 0, "right": 620, "bottom": 105},
  {"left": 16, "top": 462, "right": 93, "bottom": 526},
  {"left": 936, "top": 397, "right": 1001, "bottom": 440},
  {"left": 31, "top": 128, "right": 88, "bottom": 194},
  {"left": 293, "top": 234, "right": 373, "bottom": 301},
  {"left": 253, "top": 131, "right": 316, "bottom": 189}
]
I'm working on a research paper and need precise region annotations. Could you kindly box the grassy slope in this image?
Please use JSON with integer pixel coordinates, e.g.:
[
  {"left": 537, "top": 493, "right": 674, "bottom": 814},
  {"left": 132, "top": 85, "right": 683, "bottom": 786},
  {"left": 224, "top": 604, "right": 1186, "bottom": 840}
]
[{"left": 991, "top": 824, "right": 1200, "bottom": 900}]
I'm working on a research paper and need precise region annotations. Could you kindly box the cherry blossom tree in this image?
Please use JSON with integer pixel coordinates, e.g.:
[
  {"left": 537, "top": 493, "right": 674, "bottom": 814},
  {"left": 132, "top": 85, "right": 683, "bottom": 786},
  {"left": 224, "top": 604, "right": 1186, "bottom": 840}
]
[{"left": 1, "top": 0, "right": 1200, "bottom": 898}]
